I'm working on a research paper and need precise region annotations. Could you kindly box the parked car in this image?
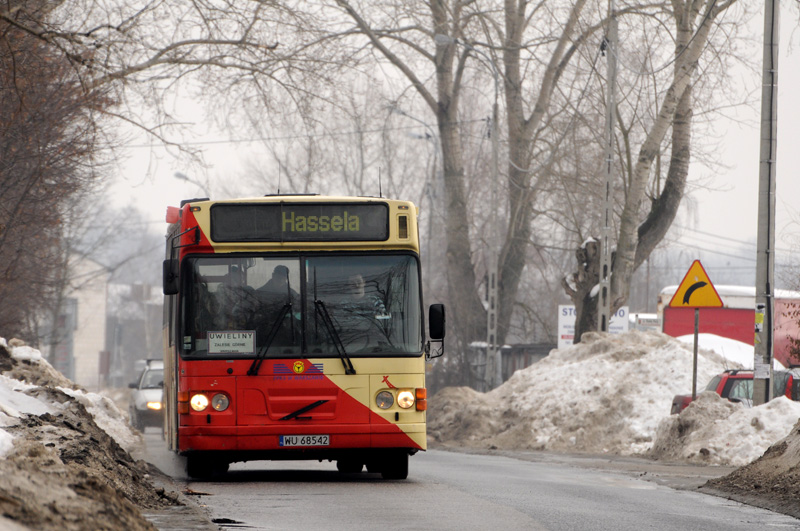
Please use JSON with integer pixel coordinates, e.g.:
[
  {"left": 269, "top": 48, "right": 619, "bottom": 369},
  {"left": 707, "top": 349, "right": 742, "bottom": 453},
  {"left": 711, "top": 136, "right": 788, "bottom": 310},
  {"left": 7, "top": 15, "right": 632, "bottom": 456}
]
[
  {"left": 128, "top": 363, "right": 164, "bottom": 431},
  {"left": 670, "top": 369, "right": 800, "bottom": 414}
]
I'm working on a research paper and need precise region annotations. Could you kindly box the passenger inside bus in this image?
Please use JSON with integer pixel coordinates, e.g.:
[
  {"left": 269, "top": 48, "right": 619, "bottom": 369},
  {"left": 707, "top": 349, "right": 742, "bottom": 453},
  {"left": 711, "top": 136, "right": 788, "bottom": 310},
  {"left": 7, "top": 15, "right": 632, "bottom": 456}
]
[
  {"left": 340, "top": 274, "right": 387, "bottom": 316},
  {"left": 255, "top": 265, "right": 300, "bottom": 352},
  {"left": 194, "top": 280, "right": 224, "bottom": 333},
  {"left": 219, "top": 266, "right": 259, "bottom": 329},
  {"left": 258, "top": 265, "right": 299, "bottom": 300},
  {"left": 330, "top": 274, "right": 389, "bottom": 351}
]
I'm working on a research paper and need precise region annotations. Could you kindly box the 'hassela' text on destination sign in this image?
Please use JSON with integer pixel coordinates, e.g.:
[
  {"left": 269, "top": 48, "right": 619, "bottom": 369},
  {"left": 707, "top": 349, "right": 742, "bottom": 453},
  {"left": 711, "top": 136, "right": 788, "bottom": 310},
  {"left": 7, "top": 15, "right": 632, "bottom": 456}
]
[{"left": 282, "top": 211, "right": 360, "bottom": 232}]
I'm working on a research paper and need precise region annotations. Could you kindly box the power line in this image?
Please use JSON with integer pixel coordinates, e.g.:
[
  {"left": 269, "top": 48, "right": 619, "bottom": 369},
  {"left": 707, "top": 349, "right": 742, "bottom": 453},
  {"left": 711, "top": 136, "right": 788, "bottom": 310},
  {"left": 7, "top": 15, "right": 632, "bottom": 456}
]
[
  {"left": 673, "top": 223, "right": 756, "bottom": 245},
  {"left": 124, "top": 119, "right": 486, "bottom": 149},
  {"left": 674, "top": 223, "right": 796, "bottom": 255}
]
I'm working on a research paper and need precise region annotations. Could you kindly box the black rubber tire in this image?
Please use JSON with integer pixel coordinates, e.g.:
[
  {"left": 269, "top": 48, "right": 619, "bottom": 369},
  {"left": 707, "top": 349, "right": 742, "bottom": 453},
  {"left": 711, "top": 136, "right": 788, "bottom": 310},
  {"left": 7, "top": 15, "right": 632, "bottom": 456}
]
[
  {"left": 130, "top": 412, "right": 143, "bottom": 432},
  {"left": 380, "top": 452, "right": 409, "bottom": 480},
  {"left": 186, "top": 456, "right": 229, "bottom": 479}
]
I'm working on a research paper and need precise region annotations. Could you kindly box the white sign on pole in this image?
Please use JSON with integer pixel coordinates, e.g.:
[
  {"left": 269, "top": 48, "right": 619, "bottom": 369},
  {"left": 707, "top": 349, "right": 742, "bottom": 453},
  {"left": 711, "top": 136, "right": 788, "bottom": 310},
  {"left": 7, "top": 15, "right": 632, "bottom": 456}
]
[{"left": 557, "top": 305, "right": 629, "bottom": 349}]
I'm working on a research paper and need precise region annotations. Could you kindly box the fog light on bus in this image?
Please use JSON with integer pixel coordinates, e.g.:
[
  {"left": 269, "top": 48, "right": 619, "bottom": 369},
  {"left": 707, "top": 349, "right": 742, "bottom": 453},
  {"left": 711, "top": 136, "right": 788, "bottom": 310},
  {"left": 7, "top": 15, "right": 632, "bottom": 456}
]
[
  {"left": 397, "top": 390, "right": 415, "bottom": 409},
  {"left": 376, "top": 391, "right": 394, "bottom": 409},
  {"left": 146, "top": 401, "right": 163, "bottom": 411},
  {"left": 190, "top": 393, "right": 209, "bottom": 412},
  {"left": 211, "top": 393, "right": 230, "bottom": 411}
]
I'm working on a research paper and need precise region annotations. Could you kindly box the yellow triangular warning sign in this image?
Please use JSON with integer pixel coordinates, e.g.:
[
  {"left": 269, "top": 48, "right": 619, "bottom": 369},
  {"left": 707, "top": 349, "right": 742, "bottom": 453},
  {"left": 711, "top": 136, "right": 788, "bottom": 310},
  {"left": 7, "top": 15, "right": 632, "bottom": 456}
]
[{"left": 669, "top": 260, "right": 723, "bottom": 308}]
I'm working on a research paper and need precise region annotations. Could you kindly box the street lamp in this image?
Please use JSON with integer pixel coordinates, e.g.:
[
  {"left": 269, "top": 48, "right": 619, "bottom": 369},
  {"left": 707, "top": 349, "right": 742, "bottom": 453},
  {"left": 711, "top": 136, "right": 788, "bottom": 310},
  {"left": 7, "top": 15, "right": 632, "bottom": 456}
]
[
  {"left": 434, "top": 34, "right": 501, "bottom": 391},
  {"left": 174, "top": 172, "right": 210, "bottom": 197}
]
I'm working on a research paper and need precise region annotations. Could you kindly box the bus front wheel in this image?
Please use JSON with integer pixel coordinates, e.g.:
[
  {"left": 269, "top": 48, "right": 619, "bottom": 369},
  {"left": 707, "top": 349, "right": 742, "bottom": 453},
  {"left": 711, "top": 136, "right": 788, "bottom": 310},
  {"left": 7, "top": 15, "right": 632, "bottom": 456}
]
[
  {"left": 186, "top": 455, "right": 229, "bottom": 479},
  {"left": 380, "top": 451, "right": 408, "bottom": 480}
]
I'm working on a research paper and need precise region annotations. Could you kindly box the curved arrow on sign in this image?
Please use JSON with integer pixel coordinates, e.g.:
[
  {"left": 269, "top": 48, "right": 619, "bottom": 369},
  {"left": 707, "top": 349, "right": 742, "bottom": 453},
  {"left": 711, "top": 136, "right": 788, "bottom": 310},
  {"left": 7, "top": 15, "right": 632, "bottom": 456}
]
[{"left": 683, "top": 281, "right": 707, "bottom": 305}]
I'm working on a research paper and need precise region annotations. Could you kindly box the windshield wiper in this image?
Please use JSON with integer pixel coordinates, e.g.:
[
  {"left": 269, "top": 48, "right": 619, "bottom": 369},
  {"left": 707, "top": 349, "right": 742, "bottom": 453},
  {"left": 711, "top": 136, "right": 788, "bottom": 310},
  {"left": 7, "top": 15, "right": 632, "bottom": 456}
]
[
  {"left": 279, "top": 399, "right": 329, "bottom": 421},
  {"left": 314, "top": 300, "right": 356, "bottom": 375},
  {"left": 247, "top": 303, "right": 291, "bottom": 376}
]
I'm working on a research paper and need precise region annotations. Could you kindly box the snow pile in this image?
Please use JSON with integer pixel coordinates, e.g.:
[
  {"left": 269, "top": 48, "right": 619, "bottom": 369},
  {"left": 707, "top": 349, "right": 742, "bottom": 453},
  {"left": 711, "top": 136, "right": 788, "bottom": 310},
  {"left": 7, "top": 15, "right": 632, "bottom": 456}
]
[
  {"left": 0, "top": 338, "right": 179, "bottom": 530},
  {"left": 676, "top": 333, "right": 785, "bottom": 369},
  {"left": 651, "top": 391, "right": 800, "bottom": 466},
  {"left": 705, "top": 418, "right": 800, "bottom": 516},
  {"left": 0, "top": 374, "right": 53, "bottom": 457},
  {"left": 58, "top": 386, "right": 141, "bottom": 453},
  {"left": 0, "top": 338, "right": 140, "bottom": 455},
  {"left": 430, "top": 330, "right": 800, "bottom": 464}
]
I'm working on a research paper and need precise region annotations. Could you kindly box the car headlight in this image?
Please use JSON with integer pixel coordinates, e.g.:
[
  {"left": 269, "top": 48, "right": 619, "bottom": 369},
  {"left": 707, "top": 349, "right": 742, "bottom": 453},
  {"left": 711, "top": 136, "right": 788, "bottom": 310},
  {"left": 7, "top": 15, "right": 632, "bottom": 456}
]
[
  {"left": 211, "top": 393, "right": 230, "bottom": 411},
  {"left": 146, "top": 401, "right": 163, "bottom": 411},
  {"left": 376, "top": 390, "right": 394, "bottom": 409},
  {"left": 190, "top": 393, "right": 209, "bottom": 412},
  {"left": 397, "top": 390, "right": 415, "bottom": 409}
]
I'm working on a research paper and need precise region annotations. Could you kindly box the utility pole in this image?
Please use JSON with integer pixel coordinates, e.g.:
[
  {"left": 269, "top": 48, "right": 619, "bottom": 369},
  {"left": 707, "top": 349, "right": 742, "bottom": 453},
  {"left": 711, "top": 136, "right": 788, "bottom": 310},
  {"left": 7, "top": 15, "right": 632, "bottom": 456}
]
[
  {"left": 753, "top": 0, "right": 780, "bottom": 405},
  {"left": 598, "top": 4, "right": 617, "bottom": 333},
  {"left": 486, "top": 80, "right": 500, "bottom": 390}
]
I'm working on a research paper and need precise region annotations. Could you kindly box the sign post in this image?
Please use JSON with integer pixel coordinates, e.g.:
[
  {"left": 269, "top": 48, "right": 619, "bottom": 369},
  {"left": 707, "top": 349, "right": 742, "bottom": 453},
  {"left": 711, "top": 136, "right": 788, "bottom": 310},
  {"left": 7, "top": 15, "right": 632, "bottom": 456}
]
[{"left": 668, "top": 260, "right": 723, "bottom": 399}]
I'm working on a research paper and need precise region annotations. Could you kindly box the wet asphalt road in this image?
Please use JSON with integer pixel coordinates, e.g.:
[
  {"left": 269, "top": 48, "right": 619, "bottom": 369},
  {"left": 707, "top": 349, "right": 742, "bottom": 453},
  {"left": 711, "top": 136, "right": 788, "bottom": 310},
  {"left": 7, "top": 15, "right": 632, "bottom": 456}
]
[{"left": 139, "top": 431, "right": 800, "bottom": 530}]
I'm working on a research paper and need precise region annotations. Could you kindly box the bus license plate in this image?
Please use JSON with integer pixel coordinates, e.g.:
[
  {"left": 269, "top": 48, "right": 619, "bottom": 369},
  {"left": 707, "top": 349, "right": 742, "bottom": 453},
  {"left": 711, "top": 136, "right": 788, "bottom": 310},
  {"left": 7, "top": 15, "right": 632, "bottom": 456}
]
[{"left": 280, "top": 435, "right": 330, "bottom": 447}]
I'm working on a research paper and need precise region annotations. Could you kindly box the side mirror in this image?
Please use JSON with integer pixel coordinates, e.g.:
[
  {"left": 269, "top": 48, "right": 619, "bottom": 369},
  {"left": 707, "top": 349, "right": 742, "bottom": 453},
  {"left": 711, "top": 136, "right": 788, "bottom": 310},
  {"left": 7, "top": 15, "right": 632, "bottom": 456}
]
[
  {"left": 426, "top": 304, "right": 445, "bottom": 359},
  {"left": 128, "top": 382, "right": 138, "bottom": 389},
  {"left": 429, "top": 304, "right": 445, "bottom": 340},
  {"left": 163, "top": 259, "right": 179, "bottom": 295}
]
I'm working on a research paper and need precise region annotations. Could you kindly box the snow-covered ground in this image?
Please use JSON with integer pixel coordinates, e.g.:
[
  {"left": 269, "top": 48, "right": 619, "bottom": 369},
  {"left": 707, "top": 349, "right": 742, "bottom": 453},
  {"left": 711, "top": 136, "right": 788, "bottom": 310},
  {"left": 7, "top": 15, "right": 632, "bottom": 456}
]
[{"left": 429, "top": 330, "right": 800, "bottom": 466}]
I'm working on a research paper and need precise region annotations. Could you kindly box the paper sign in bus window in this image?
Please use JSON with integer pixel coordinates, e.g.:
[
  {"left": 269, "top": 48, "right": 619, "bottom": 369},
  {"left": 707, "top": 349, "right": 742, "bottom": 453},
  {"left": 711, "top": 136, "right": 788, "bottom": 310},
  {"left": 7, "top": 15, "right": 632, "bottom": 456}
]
[{"left": 208, "top": 331, "right": 256, "bottom": 354}]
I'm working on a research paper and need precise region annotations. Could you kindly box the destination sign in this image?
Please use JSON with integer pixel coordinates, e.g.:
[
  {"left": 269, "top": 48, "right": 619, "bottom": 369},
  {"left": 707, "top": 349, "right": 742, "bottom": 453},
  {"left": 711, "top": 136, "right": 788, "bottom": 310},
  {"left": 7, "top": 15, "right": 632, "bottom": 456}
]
[{"left": 210, "top": 202, "right": 389, "bottom": 242}]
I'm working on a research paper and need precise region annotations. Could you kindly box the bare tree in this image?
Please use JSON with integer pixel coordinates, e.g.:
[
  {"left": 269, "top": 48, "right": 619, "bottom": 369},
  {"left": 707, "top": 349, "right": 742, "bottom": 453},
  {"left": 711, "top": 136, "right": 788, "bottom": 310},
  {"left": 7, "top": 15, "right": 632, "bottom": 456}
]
[
  {"left": 0, "top": 9, "right": 111, "bottom": 339},
  {"left": 563, "top": 0, "right": 739, "bottom": 342},
  {"left": 0, "top": 0, "right": 296, "bottom": 340}
]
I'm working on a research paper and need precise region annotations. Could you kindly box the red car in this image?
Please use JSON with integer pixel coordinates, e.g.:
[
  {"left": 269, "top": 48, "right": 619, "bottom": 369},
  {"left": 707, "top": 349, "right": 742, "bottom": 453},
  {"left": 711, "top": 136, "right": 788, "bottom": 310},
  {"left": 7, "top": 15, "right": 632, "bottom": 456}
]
[{"left": 670, "top": 369, "right": 800, "bottom": 414}]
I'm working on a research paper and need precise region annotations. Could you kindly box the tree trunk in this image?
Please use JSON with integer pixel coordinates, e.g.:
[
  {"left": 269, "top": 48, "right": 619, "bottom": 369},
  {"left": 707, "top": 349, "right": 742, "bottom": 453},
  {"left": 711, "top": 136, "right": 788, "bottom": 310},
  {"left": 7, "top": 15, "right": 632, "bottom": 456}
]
[
  {"left": 437, "top": 111, "right": 486, "bottom": 345},
  {"left": 495, "top": 0, "right": 589, "bottom": 346},
  {"left": 561, "top": 239, "right": 602, "bottom": 343}
]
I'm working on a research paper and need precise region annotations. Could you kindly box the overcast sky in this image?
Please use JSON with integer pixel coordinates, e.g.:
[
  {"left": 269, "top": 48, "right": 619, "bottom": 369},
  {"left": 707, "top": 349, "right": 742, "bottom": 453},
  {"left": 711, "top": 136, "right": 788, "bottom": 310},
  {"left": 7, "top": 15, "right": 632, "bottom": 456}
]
[
  {"left": 111, "top": 7, "right": 799, "bottom": 273},
  {"left": 683, "top": 11, "right": 799, "bottom": 251}
]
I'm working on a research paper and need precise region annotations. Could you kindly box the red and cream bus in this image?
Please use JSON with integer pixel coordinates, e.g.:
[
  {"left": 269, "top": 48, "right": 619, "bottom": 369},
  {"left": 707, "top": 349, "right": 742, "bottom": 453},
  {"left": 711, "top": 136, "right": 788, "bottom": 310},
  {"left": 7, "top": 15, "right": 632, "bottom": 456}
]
[{"left": 162, "top": 195, "right": 445, "bottom": 479}]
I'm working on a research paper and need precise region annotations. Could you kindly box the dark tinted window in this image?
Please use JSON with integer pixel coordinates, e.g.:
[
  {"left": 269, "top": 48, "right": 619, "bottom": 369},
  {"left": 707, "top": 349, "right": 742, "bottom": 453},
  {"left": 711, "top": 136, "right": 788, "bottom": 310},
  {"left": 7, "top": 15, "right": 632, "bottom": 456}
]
[
  {"left": 727, "top": 379, "right": 753, "bottom": 400},
  {"left": 774, "top": 371, "right": 791, "bottom": 398},
  {"left": 181, "top": 254, "right": 422, "bottom": 358},
  {"left": 141, "top": 369, "right": 163, "bottom": 389},
  {"left": 705, "top": 375, "right": 722, "bottom": 393}
]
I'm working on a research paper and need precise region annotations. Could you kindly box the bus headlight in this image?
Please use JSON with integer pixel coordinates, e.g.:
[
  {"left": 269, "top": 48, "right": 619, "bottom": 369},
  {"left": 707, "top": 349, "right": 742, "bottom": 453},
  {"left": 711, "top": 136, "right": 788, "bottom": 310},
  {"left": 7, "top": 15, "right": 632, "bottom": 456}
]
[
  {"left": 146, "top": 401, "right": 163, "bottom": 411},
  {"left": 190, "top": 393, "right": 209, "bottom": 412},
  {"left": 376, "top": 391, "right": 394, "bottom": 409},
  {"left": 211, "top": 393, "right": 230, "bottom": 411},
  {"left": 397, "top": 390, "right": 415, "bottom": 409}
]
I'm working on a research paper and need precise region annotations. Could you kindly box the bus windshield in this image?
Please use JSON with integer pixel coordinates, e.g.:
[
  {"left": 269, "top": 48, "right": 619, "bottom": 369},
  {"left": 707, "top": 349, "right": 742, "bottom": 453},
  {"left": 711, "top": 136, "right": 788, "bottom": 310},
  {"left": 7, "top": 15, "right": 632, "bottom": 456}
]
[{"left": 182, "top": 254, "right": 422, "bottom": 358}]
